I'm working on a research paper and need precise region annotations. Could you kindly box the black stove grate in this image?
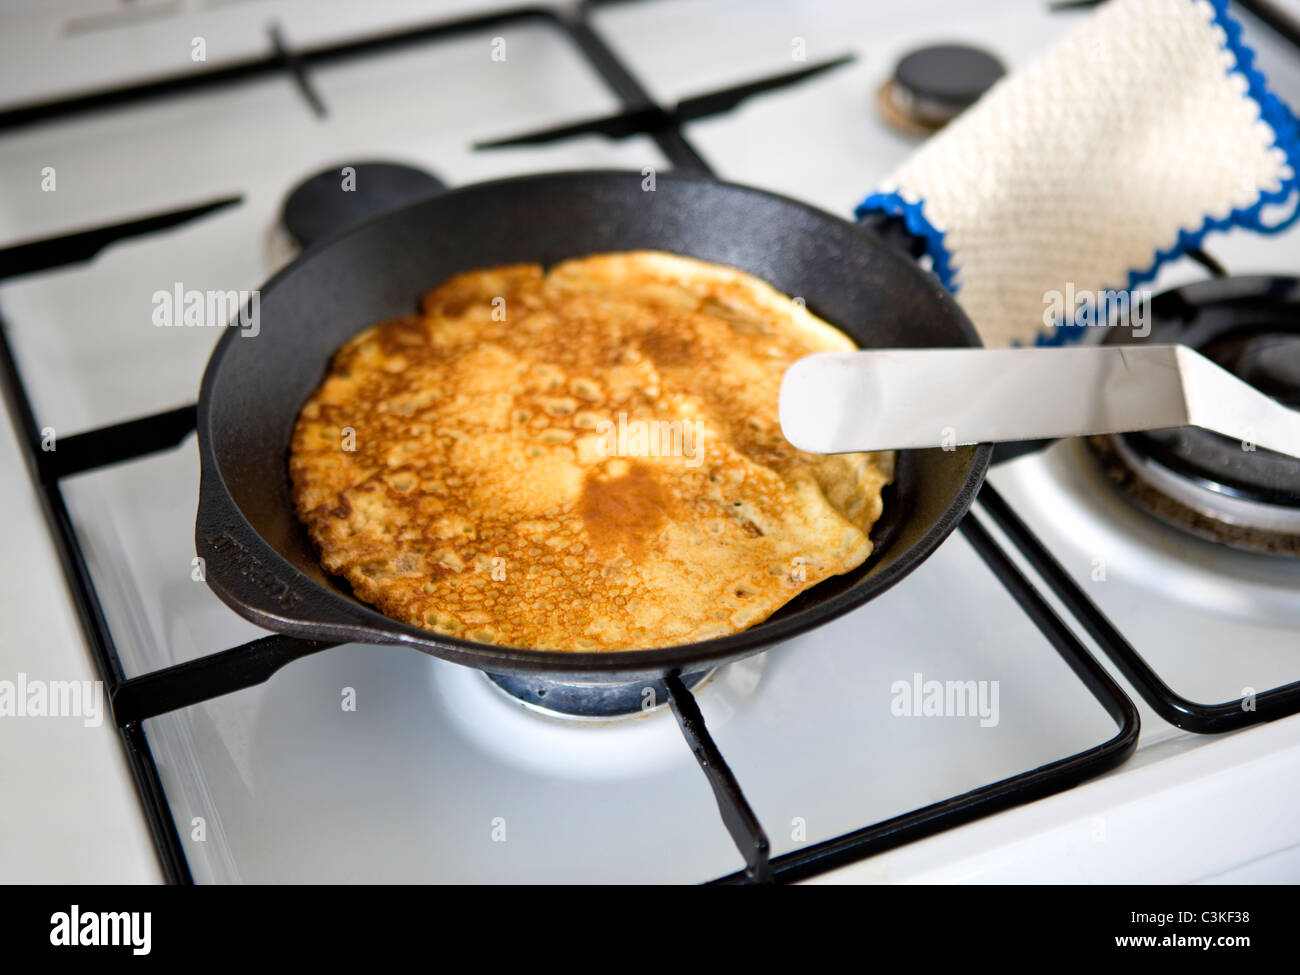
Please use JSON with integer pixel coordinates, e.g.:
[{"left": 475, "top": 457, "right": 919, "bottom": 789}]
[
  {"left": 0, "top": 0, "right": 1292, "bottom": 885},
  {"left": 980, "top": 484, "right": 1300, "bottom": 735}
]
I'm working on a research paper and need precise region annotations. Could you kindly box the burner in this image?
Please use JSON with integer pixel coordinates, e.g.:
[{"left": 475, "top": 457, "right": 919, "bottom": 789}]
[
  {"left": 876, "top": 43, "right": 1005, "bottom": 136},
  {"left": 280, "top": 161, "right": 446, "bottom": 249},
  {"left": 1088, "top": 276, "right": 1300, "bottom": 555},
  {"left": 484, "top": 670, "right": 714, "bottom": 720}
]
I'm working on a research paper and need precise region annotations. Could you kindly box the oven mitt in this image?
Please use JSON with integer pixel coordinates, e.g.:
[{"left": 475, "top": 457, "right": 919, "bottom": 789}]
[{"left": 857, "top": 0, "right": 1300, "bottom": 348}]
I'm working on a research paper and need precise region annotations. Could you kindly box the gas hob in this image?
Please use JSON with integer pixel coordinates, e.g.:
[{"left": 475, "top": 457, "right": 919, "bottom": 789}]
[{"left": 1, "top": 0, "right": 1299, "bottom": 883}]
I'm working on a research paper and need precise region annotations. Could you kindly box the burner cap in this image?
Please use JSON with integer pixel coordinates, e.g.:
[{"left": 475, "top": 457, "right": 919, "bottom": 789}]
[
  {"left": 878, "top": 43, "right": 1005, "bottom": 135},
  {"left": 1090, "top": 434, "right": 1300, "bottom": 556},
  {"left": 281, "top": 161, "right": 446, "bottom": 248},
  {"left": 484, "top": 670, "right": 714, "bottom": 719},
  {"left": 1091, "top": 275, "right": 1300, "bottom": 554}
]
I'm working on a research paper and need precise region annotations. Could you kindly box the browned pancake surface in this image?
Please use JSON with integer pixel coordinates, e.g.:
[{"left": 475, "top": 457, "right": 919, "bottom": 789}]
[{"left": 289, "top": 252, "right": 893, "bottom": 651}]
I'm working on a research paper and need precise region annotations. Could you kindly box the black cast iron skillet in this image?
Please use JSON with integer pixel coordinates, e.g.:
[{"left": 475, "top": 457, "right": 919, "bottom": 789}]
[{"left": 196, "top": 170, "right": 991, "bottom": 683}]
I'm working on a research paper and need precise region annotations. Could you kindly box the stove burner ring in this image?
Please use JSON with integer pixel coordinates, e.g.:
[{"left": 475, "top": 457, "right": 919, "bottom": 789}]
[
  {"left": 483, "top": 669, "right": 715, "bottom": 720},
  {"left": 1089, "top": 434, "right": 1300, "bottom": 557},
  {"left": 1090, "top": 275, "right": 1300, "bottom": 554}
]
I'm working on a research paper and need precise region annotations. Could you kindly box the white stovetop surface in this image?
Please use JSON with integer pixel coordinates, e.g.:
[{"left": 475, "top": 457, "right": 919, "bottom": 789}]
[
  {"left": 0, "top": 397, "right": 161, "bottom": 883},
  {"left": 1, "top": 0, "right": 1299, "bottom": 883}
]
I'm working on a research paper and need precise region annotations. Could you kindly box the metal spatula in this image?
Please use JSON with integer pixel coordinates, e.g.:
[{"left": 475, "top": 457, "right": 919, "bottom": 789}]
[{"left": 778, "top": 345, "right": 1300, "bottom": 459}]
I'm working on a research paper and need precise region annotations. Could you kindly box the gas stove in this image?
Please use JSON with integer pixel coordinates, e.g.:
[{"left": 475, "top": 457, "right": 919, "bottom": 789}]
[{"left": 1, "top": 0, "right": 1299, "bottom": 884}]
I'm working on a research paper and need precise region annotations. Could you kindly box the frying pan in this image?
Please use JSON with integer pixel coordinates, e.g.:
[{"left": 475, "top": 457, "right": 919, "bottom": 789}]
[{"left": 196, "top": 170, "right": 991, "bottom": 683}]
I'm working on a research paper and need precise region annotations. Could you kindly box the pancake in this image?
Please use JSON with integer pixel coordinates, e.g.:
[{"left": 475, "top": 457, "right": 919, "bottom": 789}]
[{"left": 289, "top": 251, "right": 894, "bottom": 651}]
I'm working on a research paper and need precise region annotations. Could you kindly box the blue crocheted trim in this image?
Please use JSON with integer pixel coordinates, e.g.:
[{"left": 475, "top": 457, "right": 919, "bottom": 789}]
[
  {"left": 856, "top": 0, "right": 1300, "bottom": 348},
  {"left": 1200, "top": 0, "right": 1300, "bottom": 233},
  {"left": 1038, "top": 0, "right": 1300, "bottom": 345},
  {"left": 855, "top": 191, "right": 960, "bottom": 293}
]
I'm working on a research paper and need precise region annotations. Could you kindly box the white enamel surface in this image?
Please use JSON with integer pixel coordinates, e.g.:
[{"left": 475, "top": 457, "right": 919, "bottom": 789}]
[{"left": 1, "top": 0, "right": 1300, "bottom": 883}]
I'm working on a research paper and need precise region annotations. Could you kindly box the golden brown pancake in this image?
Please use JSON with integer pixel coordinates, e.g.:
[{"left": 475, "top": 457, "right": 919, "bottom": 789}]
[{"left": 289, "top": 252, "right": 893, "bottom": 651}]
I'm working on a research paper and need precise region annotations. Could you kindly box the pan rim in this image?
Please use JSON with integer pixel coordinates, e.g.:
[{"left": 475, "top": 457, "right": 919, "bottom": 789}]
[{"left": 196, "top": 168, "right": 991, "bottom": 676}]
